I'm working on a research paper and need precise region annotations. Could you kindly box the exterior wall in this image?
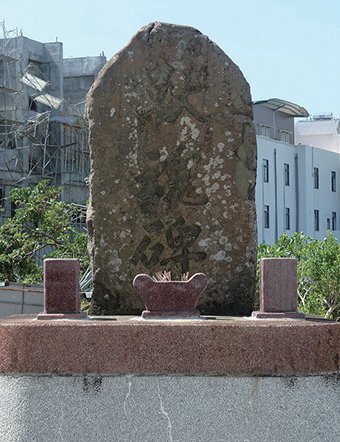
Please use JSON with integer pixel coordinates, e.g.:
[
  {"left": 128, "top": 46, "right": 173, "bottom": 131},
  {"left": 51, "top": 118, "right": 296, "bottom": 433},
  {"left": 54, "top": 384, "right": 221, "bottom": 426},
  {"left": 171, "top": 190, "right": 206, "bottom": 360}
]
[
  {"left": 256, "top": 136, "right": 298, "bottom": 244},
  {"left": 297, "top": 144, "right": 340, "bottom": 240},
  {"left": 295, "top": 118, "right": 340, "bottom": 239},
  {"left": 253, "top": 104, "right": 295, "bottom": 144},
  {"left": 0, "top": 373, "right": 339, "bottom": 442},
  {"left": 63, "top": 56, "right": 106, "bottom": 78},
  {"left": 256, "top": 138, "right": 340, "bottom": 244},
  {"left": 296, "top": 119, "right": 340, "bottom": 154},
  {"left": 63, "top": 56, "right": 106, "bottom": 110},
  {"left": 44, "top": 42, "right": 64, "bottom": 99}
]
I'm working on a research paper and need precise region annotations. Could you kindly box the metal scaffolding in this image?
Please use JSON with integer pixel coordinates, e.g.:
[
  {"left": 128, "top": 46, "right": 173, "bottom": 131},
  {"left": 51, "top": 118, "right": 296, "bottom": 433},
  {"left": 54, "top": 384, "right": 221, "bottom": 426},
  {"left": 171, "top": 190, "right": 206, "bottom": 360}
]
[{"left": 0, "top": 21, "right": 90, "bottom": 224}]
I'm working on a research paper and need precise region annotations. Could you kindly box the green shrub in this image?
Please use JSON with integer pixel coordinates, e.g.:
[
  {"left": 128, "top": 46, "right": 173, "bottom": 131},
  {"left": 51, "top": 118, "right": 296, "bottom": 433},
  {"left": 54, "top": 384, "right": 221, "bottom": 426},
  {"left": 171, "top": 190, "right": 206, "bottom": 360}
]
[
  {"left": 0, "top": 180, "right": 89, "bottom": 283},
  {"left": 257, "top": 232, "right": 340, "bottom": 320}
]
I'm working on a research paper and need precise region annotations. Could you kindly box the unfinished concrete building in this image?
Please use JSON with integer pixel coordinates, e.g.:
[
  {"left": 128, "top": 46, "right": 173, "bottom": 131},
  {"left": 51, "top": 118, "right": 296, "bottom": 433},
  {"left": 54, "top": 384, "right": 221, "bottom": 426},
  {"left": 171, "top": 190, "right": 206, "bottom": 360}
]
[{"left": 0, "top": 22, "right": 106, "bottom": 223}]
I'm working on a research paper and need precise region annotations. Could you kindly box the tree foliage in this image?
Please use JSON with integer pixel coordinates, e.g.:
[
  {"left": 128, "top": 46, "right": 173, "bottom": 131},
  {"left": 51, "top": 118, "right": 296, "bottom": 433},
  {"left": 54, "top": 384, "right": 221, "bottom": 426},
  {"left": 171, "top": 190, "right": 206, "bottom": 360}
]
[
  {"left": 0, "top": 180, "right": 89, "bottom": 283},
  {"left": 258, "top": 231, "right": 340, "bottom": 320}
]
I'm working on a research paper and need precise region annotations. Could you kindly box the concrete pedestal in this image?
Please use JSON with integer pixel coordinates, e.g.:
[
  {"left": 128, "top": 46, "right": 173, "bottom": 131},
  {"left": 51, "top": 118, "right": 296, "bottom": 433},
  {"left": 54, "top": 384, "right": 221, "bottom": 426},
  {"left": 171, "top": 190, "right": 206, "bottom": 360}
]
[{"left": 1, "top": 373, "right": 339, "bottom": 442}]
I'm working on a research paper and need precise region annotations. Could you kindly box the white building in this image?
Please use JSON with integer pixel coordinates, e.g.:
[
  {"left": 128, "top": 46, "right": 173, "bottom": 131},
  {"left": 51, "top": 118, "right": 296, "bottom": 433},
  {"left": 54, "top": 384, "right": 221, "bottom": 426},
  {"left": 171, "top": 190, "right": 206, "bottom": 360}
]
[
  {"left": 296, "top": 115, "right": 340, "bottom": 154},
  {"left": 254, "top": 99, "right": 340, "bottom": 244}
]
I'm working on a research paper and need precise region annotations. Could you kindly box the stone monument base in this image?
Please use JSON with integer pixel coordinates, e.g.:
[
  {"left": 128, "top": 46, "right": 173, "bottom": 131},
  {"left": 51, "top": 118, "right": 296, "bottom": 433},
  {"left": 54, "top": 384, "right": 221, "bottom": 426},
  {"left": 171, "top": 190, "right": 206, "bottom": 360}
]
[{"left": 0, "top": 315, "right": 339, "bottom": 441}]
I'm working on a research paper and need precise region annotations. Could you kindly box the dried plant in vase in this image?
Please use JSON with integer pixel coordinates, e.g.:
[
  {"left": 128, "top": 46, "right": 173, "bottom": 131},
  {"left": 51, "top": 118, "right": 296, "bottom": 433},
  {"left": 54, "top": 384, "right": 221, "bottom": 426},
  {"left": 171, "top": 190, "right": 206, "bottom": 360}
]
[
  {"left": 133, "top": 271, "right": 208, "bottom": 319},
  {"left": 152, "top": 271, "right": 190, "bottom": 282}
]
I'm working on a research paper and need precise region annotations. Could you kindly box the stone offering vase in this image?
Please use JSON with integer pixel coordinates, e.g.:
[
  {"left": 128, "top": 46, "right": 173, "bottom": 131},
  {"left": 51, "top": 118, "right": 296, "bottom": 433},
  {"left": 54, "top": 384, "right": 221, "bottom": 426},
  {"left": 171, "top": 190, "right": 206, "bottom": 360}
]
[{"left": 133, "top": 273, "right": 208, "bottom": 319}]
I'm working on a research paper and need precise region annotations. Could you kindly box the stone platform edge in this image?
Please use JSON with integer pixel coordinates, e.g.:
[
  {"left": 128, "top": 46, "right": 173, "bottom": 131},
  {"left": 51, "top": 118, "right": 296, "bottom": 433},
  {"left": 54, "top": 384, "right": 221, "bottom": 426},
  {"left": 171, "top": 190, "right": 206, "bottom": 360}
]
[{"left": 0, "top": 315, "right": 339, "bottom": 376}]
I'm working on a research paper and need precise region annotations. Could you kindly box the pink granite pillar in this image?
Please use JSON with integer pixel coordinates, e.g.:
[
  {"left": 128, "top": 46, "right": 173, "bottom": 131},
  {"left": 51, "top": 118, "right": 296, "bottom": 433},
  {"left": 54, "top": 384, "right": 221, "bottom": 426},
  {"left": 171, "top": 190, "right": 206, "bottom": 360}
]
[
  {"left": 37, "top": 259, "right": 86, "bottom": 320},
  {"left": 252, "top": 258, "right": 305, "bottom": 319}
]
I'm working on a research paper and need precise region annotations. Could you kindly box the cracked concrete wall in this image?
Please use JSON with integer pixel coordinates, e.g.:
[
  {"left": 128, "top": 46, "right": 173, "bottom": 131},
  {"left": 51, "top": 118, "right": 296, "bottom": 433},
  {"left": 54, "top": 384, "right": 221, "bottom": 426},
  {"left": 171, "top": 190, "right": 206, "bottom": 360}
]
[{"left": 0, "top": 374, "right": 339, "bottom": 442}]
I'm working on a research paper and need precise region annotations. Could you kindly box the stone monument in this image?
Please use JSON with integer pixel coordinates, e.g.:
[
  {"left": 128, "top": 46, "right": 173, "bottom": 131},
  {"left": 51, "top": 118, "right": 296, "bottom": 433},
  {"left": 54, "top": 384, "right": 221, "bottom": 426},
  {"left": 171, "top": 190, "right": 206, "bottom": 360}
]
[{"left": 87, "top": 22, "right": 257, "bottom": 316}]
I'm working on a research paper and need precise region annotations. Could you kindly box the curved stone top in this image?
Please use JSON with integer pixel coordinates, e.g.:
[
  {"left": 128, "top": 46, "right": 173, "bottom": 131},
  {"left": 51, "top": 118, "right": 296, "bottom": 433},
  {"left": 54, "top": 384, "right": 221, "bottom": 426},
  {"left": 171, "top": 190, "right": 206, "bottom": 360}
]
[{"left": 0, "top": 315, "right": 339, "bottom": 376}]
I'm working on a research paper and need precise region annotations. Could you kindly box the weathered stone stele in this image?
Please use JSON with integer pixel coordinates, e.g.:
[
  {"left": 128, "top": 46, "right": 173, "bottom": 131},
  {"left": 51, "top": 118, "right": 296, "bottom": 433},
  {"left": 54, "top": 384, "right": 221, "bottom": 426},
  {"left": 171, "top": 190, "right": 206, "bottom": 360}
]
[{"left": 87, "top": 22, "right": 257, "bottom": 316}]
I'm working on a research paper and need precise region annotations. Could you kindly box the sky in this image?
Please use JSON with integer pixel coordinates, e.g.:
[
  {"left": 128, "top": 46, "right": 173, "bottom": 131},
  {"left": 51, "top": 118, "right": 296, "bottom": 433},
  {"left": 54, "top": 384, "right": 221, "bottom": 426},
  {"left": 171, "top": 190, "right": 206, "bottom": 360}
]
[{"left": 2, "top": 0, "right": 340, "bottom": 118}]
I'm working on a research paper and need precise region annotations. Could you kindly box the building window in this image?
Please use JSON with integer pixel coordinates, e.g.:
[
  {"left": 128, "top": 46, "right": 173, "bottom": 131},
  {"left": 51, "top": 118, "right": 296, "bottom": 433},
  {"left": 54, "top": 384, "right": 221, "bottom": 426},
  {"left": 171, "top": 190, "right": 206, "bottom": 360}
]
[
  {"left": 327, "top": 218, "right": 331, "bottom": 230},
  {"left": 284, "top": 163, "right": 290, "bottom": 186},
  {"left": 313, "top": 167, "right": 319, "bottom": 189},
  {"left": 259, "top": 125, "right": 271, "bottom": 137},
  {"left": 263, "top": 159, "right": 269, "bottom": 183},
  {"left": 332, "top": 212, "right": 337, "bottom": 231},
  {"left": 331, "top": 171, "right": 336, "bottom": 192},
  {"left": 285, "top": 208, "right": 290, "bottom": 230},
  {"left": 0, "top": 188, "right": 4, "bottom": 208},
  {"left": 264, "top": 205, "right": 270, "bottom": 228},
  {"left": 280, "top": 130, "right": 291, "bottom": 143},
  {"left": 314, "top": 209, "right": 319, "bottom": 231}
]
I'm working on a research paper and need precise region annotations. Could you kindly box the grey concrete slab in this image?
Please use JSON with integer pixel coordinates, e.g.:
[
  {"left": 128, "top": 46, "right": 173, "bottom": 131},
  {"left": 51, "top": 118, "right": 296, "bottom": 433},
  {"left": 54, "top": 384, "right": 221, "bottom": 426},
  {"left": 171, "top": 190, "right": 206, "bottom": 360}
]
[
  {"left": 0, "top": 303, "right": 22, "bottom": 318},
  {"left": 22, "top": 286, "right": 43, "bottom": 306},
  {"left": 0, "top": 374, "right": 339, "bottom": 442},
  {"left": 22, "top": 305, "right": 42, "bottom": 314},
  {"left": 0, "top": 286, "right": 24, "bottom": 303}
]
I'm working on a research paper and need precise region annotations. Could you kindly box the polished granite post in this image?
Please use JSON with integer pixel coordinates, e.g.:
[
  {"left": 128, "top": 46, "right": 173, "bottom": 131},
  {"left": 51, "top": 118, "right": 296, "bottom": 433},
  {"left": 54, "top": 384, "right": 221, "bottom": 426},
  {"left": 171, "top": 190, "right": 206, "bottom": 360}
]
[
  {"left": 252, "top": 258, "right": 305, "bottom": 319},
  {"left": 37, "top": 259, "right": 86, "bottom": 320}
]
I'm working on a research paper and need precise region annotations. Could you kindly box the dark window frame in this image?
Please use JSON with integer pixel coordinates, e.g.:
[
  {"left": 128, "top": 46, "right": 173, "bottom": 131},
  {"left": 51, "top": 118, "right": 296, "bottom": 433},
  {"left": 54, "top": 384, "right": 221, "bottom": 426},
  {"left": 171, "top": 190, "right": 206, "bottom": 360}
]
[
  {"left": 285, "top": 207, "right": 290, "bottom": 230},
  {"left": 284, "top": 163, "right": 290, "bottom": 186},
  {"left": 332, "top": 212, "right": 337, "bottom": 231},
  {"left": 331, "top": 171, "right": 336, "bottom": 192},
  {"left": 263, "top": 159, "right": 269, "bottom": 183},
  {"left": 264, "top": 205, "right": 270, "bottom": 228},
  {"left": 314, "top": 209, "right": 319, "bottom": 231},
  {"left": 313, "top": 167, "right": 319, "bottom": 189}
]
